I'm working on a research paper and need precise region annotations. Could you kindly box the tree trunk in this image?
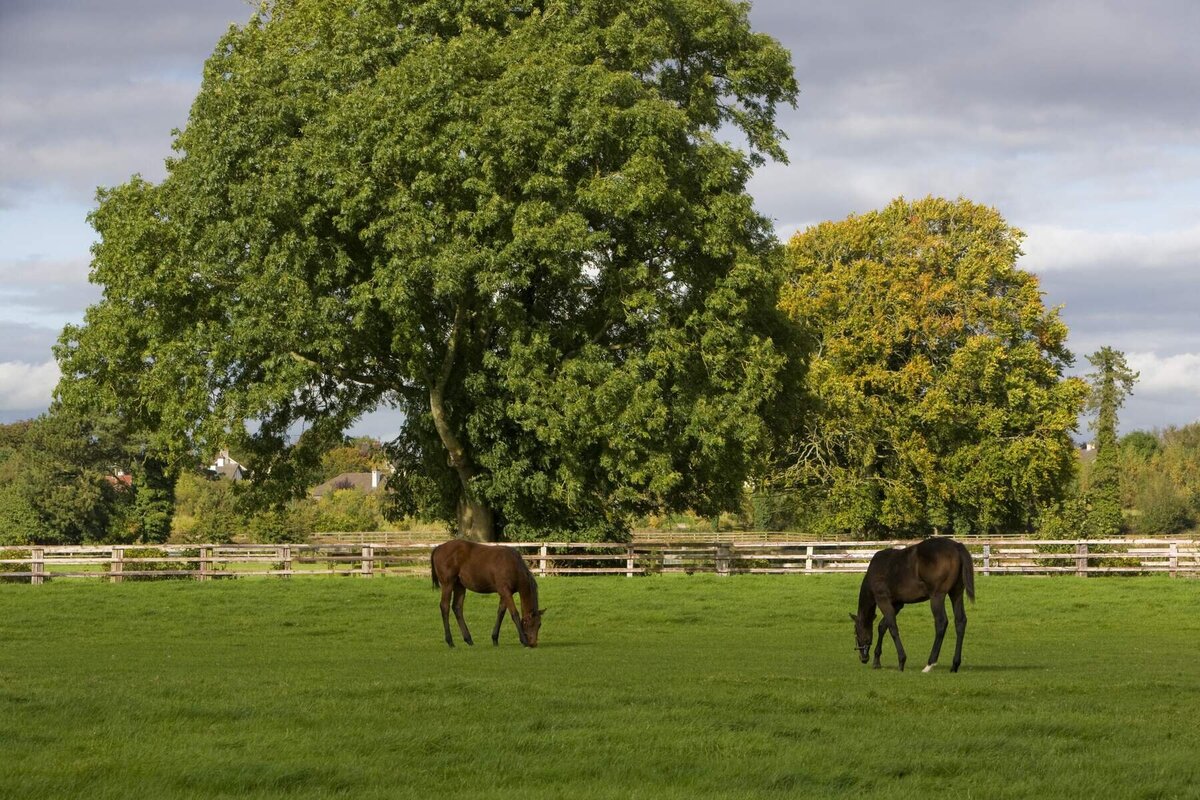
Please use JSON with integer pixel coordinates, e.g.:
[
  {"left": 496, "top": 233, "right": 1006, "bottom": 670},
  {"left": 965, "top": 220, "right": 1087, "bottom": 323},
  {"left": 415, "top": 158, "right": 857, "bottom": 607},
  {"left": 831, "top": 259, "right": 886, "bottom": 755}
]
[
  {"left": 429, "top": 303, "right": 496, "bottom": 541},
  {"left": 457, "top": 495, "right": 496, "bottom": 542}
]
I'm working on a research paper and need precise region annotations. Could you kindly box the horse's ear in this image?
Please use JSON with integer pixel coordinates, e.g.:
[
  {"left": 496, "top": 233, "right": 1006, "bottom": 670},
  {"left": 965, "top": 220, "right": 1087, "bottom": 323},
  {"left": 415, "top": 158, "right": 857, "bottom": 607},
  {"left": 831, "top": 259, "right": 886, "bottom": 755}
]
[
  {"left": 848, "top": 613, "right": 857, "bottom": 622},
  {"left": 538, "top": 608, "right": 548, "bottom": 615}
]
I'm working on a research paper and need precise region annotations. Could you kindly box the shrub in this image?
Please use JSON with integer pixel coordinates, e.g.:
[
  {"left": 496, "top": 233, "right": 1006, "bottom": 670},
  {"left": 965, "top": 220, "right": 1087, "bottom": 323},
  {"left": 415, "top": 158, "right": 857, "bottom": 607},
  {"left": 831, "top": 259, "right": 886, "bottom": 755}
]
[{"left": 1133, "top": 473, "right": 1194, "bottom": 535}]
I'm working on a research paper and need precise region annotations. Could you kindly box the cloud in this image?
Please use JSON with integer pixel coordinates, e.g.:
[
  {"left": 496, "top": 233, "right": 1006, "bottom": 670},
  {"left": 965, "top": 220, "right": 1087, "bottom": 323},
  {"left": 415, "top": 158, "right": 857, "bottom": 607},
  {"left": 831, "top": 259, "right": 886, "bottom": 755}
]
[
  {"left": 1022, "top": 224, "right": 1200, "bottom": 272},
  {"left": 1126, "top": 352, "right": 1200, "bottom": 395},
  {"left": 0, "top": 0, "right": 255, "bottom": 205},
  {"left": 0, "top": 361, "right": 60, "bottom": 411}
]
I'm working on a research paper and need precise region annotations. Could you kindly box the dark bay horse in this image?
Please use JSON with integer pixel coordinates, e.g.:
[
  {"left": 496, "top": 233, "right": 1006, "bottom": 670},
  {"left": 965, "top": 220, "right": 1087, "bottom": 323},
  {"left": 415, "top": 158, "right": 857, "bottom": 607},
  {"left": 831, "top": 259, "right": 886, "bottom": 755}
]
[
  {"left": 431, "top": 539, "right": 544, "bottom": 648},
  {"left": 850, "top": 537, "right": 975, "bottom": 672}
]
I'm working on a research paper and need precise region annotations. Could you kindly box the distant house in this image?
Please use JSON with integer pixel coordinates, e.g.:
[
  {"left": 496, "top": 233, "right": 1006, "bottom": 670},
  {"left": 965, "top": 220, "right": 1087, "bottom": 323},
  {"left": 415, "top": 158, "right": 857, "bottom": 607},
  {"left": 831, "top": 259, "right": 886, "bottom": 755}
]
[
  {"left": 311, "top": 469, "right": 386, "bottom": 499},
  {"left": 206, "top": 450, "right": 246, "bottom": 481},
  {"left": 104, "top": 470, "right": 133, "bottom": 490}
]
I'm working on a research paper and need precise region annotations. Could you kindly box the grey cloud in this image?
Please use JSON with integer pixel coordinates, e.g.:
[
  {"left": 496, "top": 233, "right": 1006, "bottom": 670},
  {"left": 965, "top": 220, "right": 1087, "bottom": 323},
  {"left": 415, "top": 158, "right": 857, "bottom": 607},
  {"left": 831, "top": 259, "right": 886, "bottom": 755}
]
[
  {"left": 0, "top": 321, "right": 64, "bottom": 364},
  {"left": 755, "top": 1, "right": 1200, "bottom": 131},
  {"left": 0, "top": 0, "right": 253, "bottom": 204}
]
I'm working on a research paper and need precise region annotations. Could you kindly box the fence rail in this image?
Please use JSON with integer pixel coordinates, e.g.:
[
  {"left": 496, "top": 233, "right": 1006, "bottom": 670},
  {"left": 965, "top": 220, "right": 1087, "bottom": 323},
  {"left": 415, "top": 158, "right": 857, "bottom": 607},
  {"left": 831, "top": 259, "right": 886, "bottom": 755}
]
[{"left": 2, "top": 538, "right": 1198, "bottom": 583}]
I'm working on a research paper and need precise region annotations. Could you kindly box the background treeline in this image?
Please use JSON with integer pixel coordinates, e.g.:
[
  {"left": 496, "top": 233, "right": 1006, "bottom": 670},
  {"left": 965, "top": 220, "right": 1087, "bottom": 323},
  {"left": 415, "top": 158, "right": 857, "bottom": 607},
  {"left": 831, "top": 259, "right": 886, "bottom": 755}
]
[
  {"left": 0, "top": 427, "right": 421, "bottom": 546},
  {"left": 2, "top": 415, "right": 1196, "bottom": 545},
  {"left": 746, "top": 424, "right": 1200, "bottom": 537}
]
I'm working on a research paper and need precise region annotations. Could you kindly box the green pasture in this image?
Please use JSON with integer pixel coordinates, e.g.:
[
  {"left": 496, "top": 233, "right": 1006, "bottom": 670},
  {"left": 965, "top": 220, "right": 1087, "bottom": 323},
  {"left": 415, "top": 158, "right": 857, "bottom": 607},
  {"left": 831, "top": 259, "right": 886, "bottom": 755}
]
[{"left": 1, "top": 574, "right": 1197, "bottom": 799}]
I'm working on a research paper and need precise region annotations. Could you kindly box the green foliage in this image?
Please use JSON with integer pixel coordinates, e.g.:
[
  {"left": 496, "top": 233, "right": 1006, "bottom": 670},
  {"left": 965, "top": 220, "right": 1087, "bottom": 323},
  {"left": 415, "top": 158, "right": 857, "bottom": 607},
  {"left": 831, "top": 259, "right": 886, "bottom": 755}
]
[
  {"left": 172, "top": 472, "right": 244, "bottom": 543},
  {"left": 244, "top": 508, "right": 309, "bottom": 544},
  {"left": 308, "top": 488, "right": 387, "bottom": 533},
  {"left": 318, "top": 437, "right": 386, "bottom": 484},
  {"left": 1120, "top": 430, "right": 1159, "bottom": 461},
  {"left": 0, "top": 411, "right": 132, "bottom": 545},
  {"left": 116, "top": 547, "right": 193, "bottom": 580},
  {"left": 0, "top": 484, "right": 51, "bottom": 546},
  {"left": 1113, "top": 423, "right": 1200, "bottom": 535},
  {"left": 1131, "top": 472, "right": 1192, "bottom": 535},
  {"left": 1035, "top": 496, "right": 1091, "bottom": 539},
  {"left": 1082, "top": 347, "right": 1137, "bottom": 536},
  {"left": 780, "top": 197, "right": 1088, "bottom": 537},
  {"left": 747, "top": 489, "right": 807, "bottom": 532},
  {"left": 56, "top": 0, "right": 802, "bottom": 543}
]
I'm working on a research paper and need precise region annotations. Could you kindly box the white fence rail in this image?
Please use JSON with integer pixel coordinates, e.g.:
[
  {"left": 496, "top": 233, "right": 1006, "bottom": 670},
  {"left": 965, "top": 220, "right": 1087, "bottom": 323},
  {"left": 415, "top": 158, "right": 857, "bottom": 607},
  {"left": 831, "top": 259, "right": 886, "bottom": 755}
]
[{"left": 2, "top": 538, "right": 1198, "bottom": 584}]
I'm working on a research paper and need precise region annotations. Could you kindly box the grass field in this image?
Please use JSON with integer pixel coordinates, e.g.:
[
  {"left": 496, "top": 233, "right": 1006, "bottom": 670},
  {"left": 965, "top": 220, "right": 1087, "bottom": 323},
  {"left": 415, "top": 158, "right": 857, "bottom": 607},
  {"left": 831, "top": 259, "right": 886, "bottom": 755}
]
[{"left": 2, "top": 574, "right": 1197, "bottom": 799}]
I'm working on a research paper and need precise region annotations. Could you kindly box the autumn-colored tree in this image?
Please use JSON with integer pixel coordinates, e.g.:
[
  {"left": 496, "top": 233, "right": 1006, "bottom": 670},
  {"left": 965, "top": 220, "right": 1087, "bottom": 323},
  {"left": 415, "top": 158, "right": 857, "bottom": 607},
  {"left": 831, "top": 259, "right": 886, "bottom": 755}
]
[{"left": 779, "top": 197, "right": 1088, "bottom": 536}]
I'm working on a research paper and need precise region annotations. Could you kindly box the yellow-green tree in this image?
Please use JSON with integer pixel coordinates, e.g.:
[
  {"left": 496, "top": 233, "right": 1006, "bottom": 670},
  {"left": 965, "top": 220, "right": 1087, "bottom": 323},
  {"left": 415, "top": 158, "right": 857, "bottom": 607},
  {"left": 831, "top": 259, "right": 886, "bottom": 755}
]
[{"left": 779, "top": 197, "right": 1088, "bottom": 536}]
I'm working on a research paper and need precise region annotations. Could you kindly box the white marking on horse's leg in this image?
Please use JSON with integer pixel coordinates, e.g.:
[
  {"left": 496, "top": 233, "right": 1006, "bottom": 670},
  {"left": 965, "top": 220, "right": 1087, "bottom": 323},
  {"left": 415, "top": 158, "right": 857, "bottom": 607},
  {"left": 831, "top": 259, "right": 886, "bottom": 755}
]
[{"left": 923, "top": 663, "right": 937, "bottom": 673}]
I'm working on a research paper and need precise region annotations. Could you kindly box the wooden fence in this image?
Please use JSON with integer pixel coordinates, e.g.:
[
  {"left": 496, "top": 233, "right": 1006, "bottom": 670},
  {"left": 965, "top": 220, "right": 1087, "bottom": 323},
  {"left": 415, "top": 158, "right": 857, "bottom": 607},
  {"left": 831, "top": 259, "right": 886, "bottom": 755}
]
[{"left": 2, "top": 538, "right": 1198, "bottom": 584}]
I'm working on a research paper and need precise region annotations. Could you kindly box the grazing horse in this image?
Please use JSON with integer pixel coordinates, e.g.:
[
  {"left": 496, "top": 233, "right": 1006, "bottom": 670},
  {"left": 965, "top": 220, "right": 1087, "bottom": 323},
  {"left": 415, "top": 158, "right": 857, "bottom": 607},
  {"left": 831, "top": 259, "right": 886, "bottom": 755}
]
[
  {"left": 850, "top": 537, "right": 975, "bottom": 672},
  {"left": 431, "top": 539, "right": 545, "bottom": 648}
]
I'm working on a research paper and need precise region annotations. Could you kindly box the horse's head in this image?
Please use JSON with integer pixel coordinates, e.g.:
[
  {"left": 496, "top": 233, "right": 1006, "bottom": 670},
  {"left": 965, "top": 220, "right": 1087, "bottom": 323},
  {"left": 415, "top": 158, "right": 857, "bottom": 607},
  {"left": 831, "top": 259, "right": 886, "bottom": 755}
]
[
  {"left": 849, "top": 612, "right": 871, "bottom": 664},
  {"left": 522, "top": 608, "right": 546, "bottom": 648}
]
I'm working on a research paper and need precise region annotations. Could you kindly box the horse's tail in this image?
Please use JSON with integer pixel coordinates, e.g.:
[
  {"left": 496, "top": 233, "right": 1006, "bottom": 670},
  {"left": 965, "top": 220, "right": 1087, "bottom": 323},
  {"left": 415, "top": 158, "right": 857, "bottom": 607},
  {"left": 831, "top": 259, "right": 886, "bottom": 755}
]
[
  {"left": 959, "top": 542, "right": 976, "bottom": 603},
  {"left": 430, "top": 551, "right": 440, "bottom": 590}
]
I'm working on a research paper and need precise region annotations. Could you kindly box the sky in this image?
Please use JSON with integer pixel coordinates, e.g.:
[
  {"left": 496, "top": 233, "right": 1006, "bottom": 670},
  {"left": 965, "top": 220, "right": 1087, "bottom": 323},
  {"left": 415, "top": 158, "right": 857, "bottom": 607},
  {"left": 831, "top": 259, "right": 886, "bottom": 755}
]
[{"left": 1, "top": 0, "right": 1197, "bottom": 438}]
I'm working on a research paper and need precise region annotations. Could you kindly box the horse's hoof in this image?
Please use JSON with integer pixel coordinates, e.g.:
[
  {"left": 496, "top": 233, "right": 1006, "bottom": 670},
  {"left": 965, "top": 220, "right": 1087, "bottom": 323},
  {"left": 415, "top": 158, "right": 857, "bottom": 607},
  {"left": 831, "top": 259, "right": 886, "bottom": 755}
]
[
  {"left": 872, "top": 662, "right": 881, "bottom": 670},
  {"left": 464, "top": 639, "right": 473, "bottom": 646},
  {"left": 923, "top": 663, "right": 937, "bottom": 673}
]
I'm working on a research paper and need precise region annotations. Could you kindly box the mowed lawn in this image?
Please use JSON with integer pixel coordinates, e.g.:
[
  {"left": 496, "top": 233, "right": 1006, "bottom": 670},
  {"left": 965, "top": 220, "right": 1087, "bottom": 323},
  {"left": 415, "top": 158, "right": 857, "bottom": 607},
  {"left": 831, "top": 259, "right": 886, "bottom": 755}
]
[{"left": 1, "top": 573, "right": 1197, "bottom": 799}]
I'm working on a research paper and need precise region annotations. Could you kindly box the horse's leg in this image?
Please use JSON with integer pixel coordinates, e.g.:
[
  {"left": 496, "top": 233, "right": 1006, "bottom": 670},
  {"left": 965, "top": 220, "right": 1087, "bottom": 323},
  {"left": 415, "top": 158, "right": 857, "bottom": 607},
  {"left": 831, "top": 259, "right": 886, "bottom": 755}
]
[
  {"left": 492, "top": 600, "right": 506, "bottom": 645},
  {"left": 950, "top": 586, "right": 968, "bottom": 672},
  {"left": 923, "top": 593, "right": 949, "bottom": 672},
  {"left": 452, "top": 584, "right": 473, "bottom": 646},
  {"left": 873, "top": 618, "right": 887, "bottom": 669},
  {"left": 500, "top": 590, "right": 528, "bottom": 646},
  {"left": 878, "top": 600, "right": 906, "bottom": 671},
  {"left": 439, "top": 582, "right": 455, "bottom": 648}
]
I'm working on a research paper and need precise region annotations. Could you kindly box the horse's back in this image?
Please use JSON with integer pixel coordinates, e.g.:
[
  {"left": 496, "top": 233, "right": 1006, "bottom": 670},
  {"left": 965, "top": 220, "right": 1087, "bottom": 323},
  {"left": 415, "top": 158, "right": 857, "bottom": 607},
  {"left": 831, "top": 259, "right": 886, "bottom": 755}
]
[
  {"left": 868, "top": 538, "right": 968, "bottom": 601},
  {"left": 432, "top": 539, "right": 525, "bottom": 595},
  {"left": 915, "top": 537, "right": 969, "bottom": 595}
]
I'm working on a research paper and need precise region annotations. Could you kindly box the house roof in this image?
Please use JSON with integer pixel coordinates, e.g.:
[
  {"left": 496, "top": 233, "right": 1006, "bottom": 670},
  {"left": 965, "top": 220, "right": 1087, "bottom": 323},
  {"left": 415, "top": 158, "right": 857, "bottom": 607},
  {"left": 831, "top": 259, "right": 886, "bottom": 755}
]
[{"left": 206, "top": 450, "right": 246, "bottom": 481}]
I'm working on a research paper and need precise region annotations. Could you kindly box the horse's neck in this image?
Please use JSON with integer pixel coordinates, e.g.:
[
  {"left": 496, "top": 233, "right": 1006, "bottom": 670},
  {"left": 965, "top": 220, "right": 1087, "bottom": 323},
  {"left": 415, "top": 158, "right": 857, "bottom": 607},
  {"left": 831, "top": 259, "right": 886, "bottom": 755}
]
[
  {"left": 857, "top": 576, "right": 877, "bottom": 618},
  {"left": 516, "top": 563, "right": 538, "bottom": 616}
]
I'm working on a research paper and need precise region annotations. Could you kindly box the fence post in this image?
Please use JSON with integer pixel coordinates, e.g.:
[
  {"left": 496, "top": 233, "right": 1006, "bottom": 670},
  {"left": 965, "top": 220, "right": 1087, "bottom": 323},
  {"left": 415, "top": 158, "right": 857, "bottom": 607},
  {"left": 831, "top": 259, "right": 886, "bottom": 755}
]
[
  {"left": 111, "top": 547, "right": 124, "bottom": 584},
  {"left": 198, "top": 546, "right": 211, "bottom": 582},
  {"left": 362, "top": 544, "right": 374, "bottom": 577},
  {"left": 539, "top": 544, "right": 548, "bottom": 577},
  {"left": 283, "top": 545, "right": 293, "bottom": 577},
  {"left": 626, "top": 545, "right": 635, "bottom": 578},
  {"left": 805, "top": 545, "right": 814, "bottom": 573},
  {"left": 715, "top": 543, "right": 731, "bottom": 576},
  {"left": 1169, "top": 542, "right": 1178, "bottom": 578},
  {"left": 1076, "top": 541, "right": 1089, "bottom": 577},
  {"left": 31, "top": 546, "right": 44, "bottom": 586},
  {"left": 983, "top": 544, "right": 991, "bottom": 576}
]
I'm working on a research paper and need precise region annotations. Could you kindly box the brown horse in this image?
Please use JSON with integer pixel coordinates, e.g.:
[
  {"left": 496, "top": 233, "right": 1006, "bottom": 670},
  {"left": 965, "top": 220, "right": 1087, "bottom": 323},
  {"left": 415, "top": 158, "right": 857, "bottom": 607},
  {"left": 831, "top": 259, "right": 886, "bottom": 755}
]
[
  {"left": 431, "top": 539, "right": 545, "bottom": 648},
  {"left": 850, "top": 537, "right": 975, "bottom": 672}
]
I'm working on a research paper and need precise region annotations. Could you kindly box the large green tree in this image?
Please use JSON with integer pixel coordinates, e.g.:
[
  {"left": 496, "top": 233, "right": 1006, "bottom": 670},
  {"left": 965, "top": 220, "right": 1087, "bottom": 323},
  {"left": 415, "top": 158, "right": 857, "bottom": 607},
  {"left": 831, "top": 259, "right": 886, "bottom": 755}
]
[
  {"left": 779, "top": 197, "right": 1089, "bottom": 537},
  {"left": 56, "top": 0, "right": 802, "bottom": 541}
]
